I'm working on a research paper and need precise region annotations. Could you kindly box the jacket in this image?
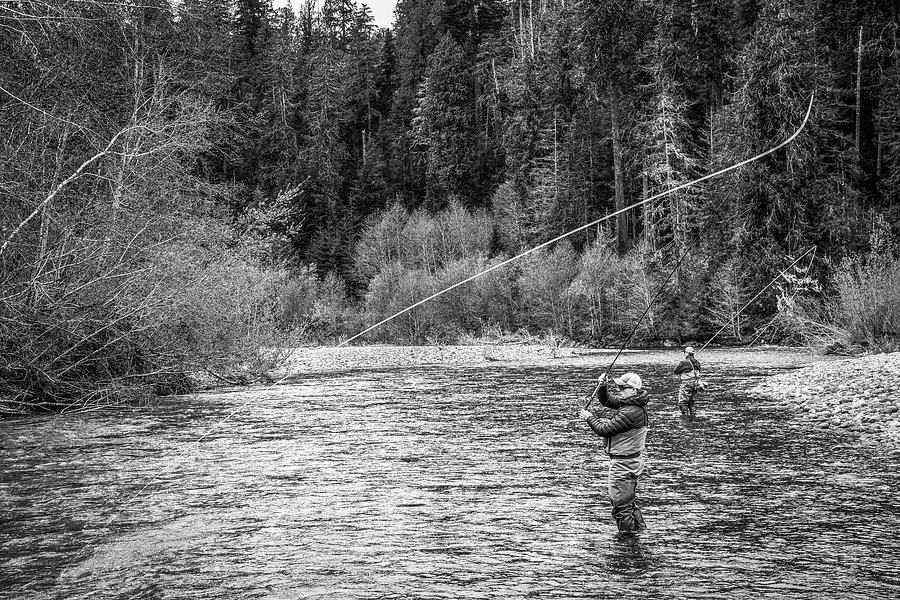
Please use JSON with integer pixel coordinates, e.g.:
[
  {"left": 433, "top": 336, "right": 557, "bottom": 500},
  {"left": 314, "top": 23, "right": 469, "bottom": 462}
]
[
  {"left": 585, "top": 384, "right": 650, "bottom": 458},
  {"left": 675, "top": 356, "right": 701, "bottom": 382}
]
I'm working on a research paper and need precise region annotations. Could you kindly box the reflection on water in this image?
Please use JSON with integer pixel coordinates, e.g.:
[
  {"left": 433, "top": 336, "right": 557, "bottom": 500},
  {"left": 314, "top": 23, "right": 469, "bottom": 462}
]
[{"left": 2, "top": 363, "right": 899, "bottom": 599}]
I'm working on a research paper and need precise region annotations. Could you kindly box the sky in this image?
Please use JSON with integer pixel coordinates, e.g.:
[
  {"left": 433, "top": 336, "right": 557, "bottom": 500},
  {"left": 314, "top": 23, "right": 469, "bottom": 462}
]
[{"left": 274, "top": 1, "right": 398, "bottom": 29}]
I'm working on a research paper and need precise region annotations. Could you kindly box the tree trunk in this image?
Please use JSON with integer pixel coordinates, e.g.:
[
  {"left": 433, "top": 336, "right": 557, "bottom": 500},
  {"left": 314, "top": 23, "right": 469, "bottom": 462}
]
[
  {"left": 518, "top": 0, "right": 525, "bottom": 60},
  {"left": 856, "top": 25, "right": 863, "bottom": 156},
  {"left": 877, "top": 131, "right": 882, "bottom": 177},
  {"left": 608, "top": 81, "right": 627, "bottom": 254},
  {"left": 642, "top": 167, "right": 651, "bottom": 248},
  {"left": 361, "top": 129, "right": 366, "bottom": 166},
  {"left": 553, "top": 107, "right": 558, "bottom": 199},
  {"left": 528, "top": 0, "right": 535, "bottom": 58}
]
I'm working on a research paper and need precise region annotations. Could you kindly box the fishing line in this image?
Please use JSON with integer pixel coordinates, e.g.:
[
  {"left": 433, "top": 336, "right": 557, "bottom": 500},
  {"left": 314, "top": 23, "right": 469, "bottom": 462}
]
[
  {"left": 339, "top": 93, "right": 814, "bottom": 347},
  {"left": 745, "top": 246, "right": 818, "bottom": 347},
  {"left": 584, "top": 236, "right": 698, "bottom": 407},
  {"left": 585, "top": 201, "right": 753, "bottom": 407},
  {"left": 696, "top": 245, "right": 817, "bottom": 355}
]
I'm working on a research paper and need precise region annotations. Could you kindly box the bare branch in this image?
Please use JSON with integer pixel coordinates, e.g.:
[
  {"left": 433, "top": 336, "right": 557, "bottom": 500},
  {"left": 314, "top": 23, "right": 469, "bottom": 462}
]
[{"left": 0, "top": 125, "right": 143, "bottom": 258}]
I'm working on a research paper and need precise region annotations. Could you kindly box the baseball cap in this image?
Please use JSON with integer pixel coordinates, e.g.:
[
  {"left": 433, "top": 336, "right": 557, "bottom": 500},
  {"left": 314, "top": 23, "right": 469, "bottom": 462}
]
[{"left": 613, "top": 372, "right": 643, "bottom": 390}]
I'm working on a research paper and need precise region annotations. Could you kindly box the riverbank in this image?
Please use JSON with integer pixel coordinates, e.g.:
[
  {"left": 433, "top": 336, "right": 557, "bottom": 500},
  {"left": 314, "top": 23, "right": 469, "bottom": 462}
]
[
  {"left": 272, "top": 343, "right": 831, "bottom": 378},
  {"left": 749, "top": 351, "right": 900, "bottom": 447}
]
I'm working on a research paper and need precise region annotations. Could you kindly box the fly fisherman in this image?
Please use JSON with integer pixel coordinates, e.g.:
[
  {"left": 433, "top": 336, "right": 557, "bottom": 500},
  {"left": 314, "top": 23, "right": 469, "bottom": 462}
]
[
  {"left": 674, "top": 346, "right": 702, "bottom": 417},
  {"left": 579, "top": 372, "right": 649, "bottom": 534}
]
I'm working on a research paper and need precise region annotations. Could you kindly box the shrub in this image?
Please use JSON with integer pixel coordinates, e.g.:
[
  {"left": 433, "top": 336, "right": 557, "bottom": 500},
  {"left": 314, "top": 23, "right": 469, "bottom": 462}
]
[
  {"left": 702, "top": 256, "right": 749, "bottom": 343},
  {"left": 400, "top": 209, "right": 441, "bottom": 271},
  {"left": 491, "top": 180, "right": 527, "bottom": 253},
  {"left": 355, "top": 200, "right": 497, "bottom": 343},
  {"left": 756, "top": 259, "right": 832, "bottom": 347},
  {"left": 363, "top": 262, "right": 436, "bottom": 343},
  {"left": 354, "top": 199, "right": 494, "bottom": 281},
  {"left": 426, "top": 255, "right": 517, "bottom": 339},
  {"left": 618, "top": 242, "right": 673, "bottom": 342},
  {"left": 832, "top": 250, "right": 900, "bottom": 350},
  {"left": 0, "top": 215, "right": 301, "bottom": 412},
  {"left": 565, "top": 236, "right": 684, "bottom": 344},
  {"left": 433, "top": 199, "right": 493, "bottom": 266},
  {"left": 353, "top": 202, "right": 408, "bottom": 282},
  {"left": 278, "top": 266, "right": 349, "bottom": 344},
  {"left": 130, "top": 231, "right": 302, "bottom": 386},
  {"left": 467, "top": 256, "right": 521, "bottom": 334},
  {"left": 764, "top": 293, "right": 841, "bottom": 348},
  {"left": 427, "top": 256, "right": 489, "bottom": 339},
  {"left": 517, "top": 242, "right": 579, "bottom": 334},
  {"left": 568, "top": 236, "right": 619, "bottom": 342}
]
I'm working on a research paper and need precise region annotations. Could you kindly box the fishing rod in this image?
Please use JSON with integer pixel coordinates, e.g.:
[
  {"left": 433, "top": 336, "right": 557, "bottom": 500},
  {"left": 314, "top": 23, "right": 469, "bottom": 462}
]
[
  {"left": 585, "top": 234, "right": 699, "bottom": 408},
  {"left": 584, "top": 202, "right": 752, "bottom": 407}
]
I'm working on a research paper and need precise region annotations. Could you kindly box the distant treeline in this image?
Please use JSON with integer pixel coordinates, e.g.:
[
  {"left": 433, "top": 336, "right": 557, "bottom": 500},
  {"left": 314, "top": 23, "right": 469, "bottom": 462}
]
[{"left": 1, "top": 1, "right": 899, "bottom": 410}]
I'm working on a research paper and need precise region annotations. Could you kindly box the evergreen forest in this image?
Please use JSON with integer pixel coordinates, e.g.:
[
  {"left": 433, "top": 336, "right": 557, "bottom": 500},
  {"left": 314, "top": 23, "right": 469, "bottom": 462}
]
[{"left": 2, "top": 0, "right": 900, "bottom": 410}]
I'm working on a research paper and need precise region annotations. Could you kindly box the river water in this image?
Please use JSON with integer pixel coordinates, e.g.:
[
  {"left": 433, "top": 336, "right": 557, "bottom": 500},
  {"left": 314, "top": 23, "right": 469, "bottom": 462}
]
[{"left": 2, "top": 362, "right": 899, "bottom": 599}]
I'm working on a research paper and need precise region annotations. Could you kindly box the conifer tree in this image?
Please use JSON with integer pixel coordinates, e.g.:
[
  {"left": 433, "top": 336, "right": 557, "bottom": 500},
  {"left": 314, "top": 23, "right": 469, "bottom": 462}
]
[
  {"left": 576, "top": 0, "right": 652, "bottom": 253},
  {"left": 412, "top": 33, "right": 477, "bottom": 210},
  {"left": 715, "top": 0, "right": 858, "bottom": 295},
  {"left": 875, "top": 40, "right": 900, "bottom": 230},
  {"left": 637, "top": 2, "right": 700, "bottom": 254}
]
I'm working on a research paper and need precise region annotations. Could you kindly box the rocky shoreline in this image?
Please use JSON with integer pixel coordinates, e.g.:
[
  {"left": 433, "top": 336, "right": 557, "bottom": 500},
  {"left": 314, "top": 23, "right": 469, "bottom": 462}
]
[
  {"left": 273, "top": 343, "right": 829, "bottom": 377},
  {"left": 749, "top": 351, "right": 900, "bottom": 447}
]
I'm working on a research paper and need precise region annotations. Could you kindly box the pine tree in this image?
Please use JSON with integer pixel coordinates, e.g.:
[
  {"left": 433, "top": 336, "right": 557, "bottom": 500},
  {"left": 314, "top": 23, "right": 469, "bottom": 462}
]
[
  {"left": 875, "top": 40, "right": 900, "bottom": 230},
  {"left": 411, "top": 33, "right": 477, "bottom": 210},
  {"left": 177, "top": 0, "right": 234, "bottom": 102},
  {"left": 388, "top": 0, "right": 440, "bottom": 204},
  {"left": 374, "top": 30, "right": 398, "bottom": 126},
  {"left": 576, "top": 0, "right": 652, "bottom": 254},
  {"left": 442, "top": 0, "right": 506, "bottom": 52},
  {"left": 637, "top": 1, "right": 700, "bottom": 254},
  {"left": 302, "top": 43, "right": 352, "bottom": 211},
  {"left": 321, "top": 0, "right": 356, "bottom": 50},
  {"left": 714, "top": 0, "right": 859, "bottom": 308}
]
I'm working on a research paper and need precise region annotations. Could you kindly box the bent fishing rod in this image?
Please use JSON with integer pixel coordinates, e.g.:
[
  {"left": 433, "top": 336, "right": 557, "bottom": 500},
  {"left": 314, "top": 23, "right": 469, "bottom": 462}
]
[{"left": 582, "top": 94, "right": 814, "bottom": 402}]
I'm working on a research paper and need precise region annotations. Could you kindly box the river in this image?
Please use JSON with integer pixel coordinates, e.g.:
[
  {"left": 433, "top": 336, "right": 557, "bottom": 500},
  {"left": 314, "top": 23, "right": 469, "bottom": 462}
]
[{"left": 2, "top": 362, "right": 899, "bottom": 599}]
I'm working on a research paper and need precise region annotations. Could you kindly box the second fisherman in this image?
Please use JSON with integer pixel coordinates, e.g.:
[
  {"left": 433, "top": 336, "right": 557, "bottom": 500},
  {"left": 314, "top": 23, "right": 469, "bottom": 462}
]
[{"left": 674, "top": 346, "right": 703, "bottom": 417}]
